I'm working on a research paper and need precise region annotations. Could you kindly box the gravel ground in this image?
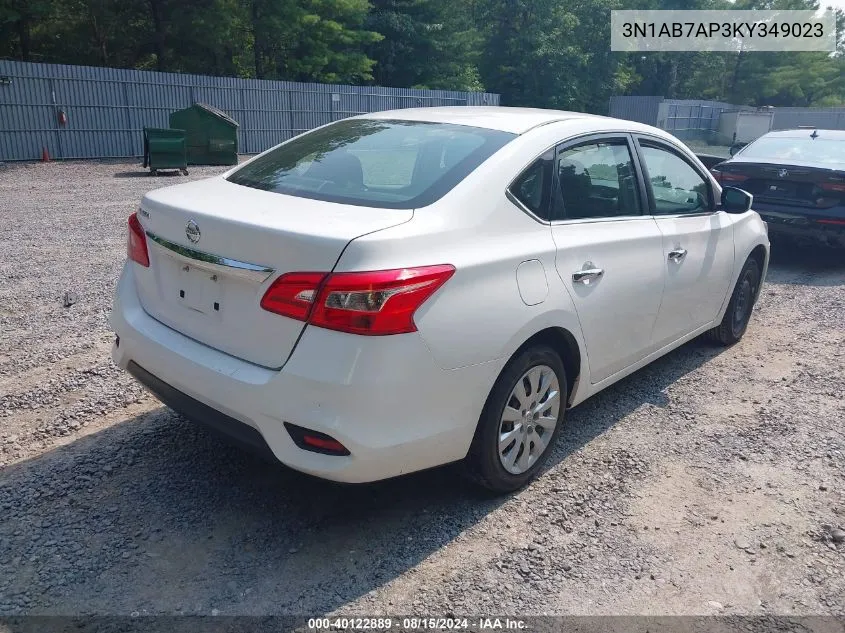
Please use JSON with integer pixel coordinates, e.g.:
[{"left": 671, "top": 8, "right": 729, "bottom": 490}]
[{"left": 0, "top": 159, "right": 843, "bottom": 618}]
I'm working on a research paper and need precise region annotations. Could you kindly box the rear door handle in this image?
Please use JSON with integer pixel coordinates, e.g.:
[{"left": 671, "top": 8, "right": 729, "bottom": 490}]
[
  {"left": 572, "top": 268, "right": 604, "bottom": 284},
  {"left": 668, "top": 248, "right": 687, "bottom": 263}
]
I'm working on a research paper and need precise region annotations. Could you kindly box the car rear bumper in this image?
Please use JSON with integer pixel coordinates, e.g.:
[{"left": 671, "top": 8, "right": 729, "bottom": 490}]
[
  {"left": 126, "top": 361, "right": 278, "bottom": 461},
  {"left": 110, "top": 263, "right": 501, "bottom": 483},
  {"left": 754, "top": 202, "right": 845, "bottom": 247}
]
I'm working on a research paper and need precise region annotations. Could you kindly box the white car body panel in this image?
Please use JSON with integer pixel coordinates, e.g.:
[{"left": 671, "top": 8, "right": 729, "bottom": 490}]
[
  {"left": 550, "top": 217, "right": 665, "bottom": 384},
  {"left": 111, "top": 106, "right": 769, "bottom": 483},
  {"left": 651, "top": 213, "right": 736, "bottom": 347}
]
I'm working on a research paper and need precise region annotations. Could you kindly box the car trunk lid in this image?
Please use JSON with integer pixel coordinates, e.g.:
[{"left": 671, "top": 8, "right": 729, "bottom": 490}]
[{"left": 133, "top": 177, "right": 412, "bottom": 368}]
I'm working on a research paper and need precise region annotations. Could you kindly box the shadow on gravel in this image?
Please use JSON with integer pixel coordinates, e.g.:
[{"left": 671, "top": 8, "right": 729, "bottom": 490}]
[
  {"left": 0, "top": 338, "right": 724, "bottom": 616},
  {"left": 113, "top": 170, "right": 186, "bottom": 179},
  {"left": 767, "top": 238, "right": 845, "bottom": 287}
]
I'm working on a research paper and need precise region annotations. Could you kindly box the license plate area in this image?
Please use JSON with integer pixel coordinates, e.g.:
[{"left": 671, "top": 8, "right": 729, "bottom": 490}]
[{"left": 175, "top": 262, "right": 224, "bottom": 315}]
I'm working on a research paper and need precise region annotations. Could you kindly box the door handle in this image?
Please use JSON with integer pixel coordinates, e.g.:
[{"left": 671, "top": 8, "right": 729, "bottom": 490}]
[
  {"left": 572, "top": 268, "right": 604, "bottom": 284},
  {"left": 668, "top": 248, "right": 687, "bottom": 263}
]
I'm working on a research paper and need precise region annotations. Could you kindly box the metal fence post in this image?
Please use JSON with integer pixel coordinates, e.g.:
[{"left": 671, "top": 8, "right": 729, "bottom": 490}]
[{"left": 48, "top": 78, "right": 64, "bottom": 160}]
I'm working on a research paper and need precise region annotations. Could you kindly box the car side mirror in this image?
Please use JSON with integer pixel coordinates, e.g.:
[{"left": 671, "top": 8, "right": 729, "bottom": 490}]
[{"left": 721, "top": 186, "right": 753, "bottom": 213}]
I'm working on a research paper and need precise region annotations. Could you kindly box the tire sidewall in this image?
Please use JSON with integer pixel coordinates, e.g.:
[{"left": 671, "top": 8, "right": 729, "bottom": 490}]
[
  {"left": 471, "top": 346, "right": 567, "bottom": 492},
  {"left": 729, "top": 258, "right": 761, "bottom": 340}
]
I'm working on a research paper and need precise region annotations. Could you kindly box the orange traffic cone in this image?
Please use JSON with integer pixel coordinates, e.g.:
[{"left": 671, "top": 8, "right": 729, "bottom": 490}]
[{"left": 41, "top": 146, "right": 50, "bottom": 162}]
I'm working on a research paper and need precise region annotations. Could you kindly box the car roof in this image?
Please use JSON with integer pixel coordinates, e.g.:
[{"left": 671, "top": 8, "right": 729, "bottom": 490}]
[
  {"left": 357, "top": 106, "right": 615, "bottom": 135},
  {"left": 759, "top": 128, "right": 845, "bottom": 140}
]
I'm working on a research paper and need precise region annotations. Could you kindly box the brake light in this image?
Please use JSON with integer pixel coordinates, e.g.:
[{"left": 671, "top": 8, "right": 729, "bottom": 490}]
[
  {"left": 260, "top": 265, "right": 455, "bottom": 335},
  {"left": 127, "top": 212, "right": 150, "bottom": 267},
  {"left": 260, "top": 272, "right": 327, "bottom": 321},
  {"left": 713, "top": 170, "right": 748, "bottom": 183},
  {"left": 819, "top": 182, "right": 845, "bottom": 193}
]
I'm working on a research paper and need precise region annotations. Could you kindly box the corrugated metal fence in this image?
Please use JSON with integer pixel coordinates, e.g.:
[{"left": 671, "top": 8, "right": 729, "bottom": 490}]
[
  {"left": 0, "top": 60, "right": 499, "bottom": 161},
  {"left": 608, "top": 95, "right": 663, "bottom": 126},
  {"left": 771, "top": 107, "right": 845, "bottom": 132},
  {"left": 610, "top": 95, "right": 845, "bottom": 141}
]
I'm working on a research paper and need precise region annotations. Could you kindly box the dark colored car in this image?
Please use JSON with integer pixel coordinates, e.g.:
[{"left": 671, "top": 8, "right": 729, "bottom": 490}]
[{"left": 710, "top": 129, "right": 845, "bottom": 247}]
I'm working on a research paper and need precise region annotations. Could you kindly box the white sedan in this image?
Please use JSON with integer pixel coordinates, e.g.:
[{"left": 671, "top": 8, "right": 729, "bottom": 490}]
[{"left": 111, "top": 107, "right": 769, "bottom": 492}]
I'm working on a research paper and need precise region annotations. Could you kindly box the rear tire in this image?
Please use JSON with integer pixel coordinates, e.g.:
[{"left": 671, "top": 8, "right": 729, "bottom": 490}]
[
  {"left": 464, "top": 345, "right": 566, "bottom": 494},
  {"left": 709, "top": 257, "right": 761, "bottom": 346}
]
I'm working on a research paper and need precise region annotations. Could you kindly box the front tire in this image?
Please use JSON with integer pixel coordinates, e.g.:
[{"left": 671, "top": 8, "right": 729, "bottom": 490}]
[
  {"left": 709, "top": 257, "right": 761, "bottom": 346},
  {"left": 465, "top": 345, "right": 566, "bottom": 493}
]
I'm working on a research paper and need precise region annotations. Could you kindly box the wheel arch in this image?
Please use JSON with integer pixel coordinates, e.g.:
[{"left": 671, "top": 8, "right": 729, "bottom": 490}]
[{"left": 511, "top": 326, "right": 583, "bottom": 407}]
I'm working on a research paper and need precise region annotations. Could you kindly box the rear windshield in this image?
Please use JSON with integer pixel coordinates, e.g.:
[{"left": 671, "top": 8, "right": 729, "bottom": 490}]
[
  {"left": 227, "top": 118, "right": 515, "bottom": 209},
  {"left": 739, "top": 136, "right": 845, "bottom": 165}
]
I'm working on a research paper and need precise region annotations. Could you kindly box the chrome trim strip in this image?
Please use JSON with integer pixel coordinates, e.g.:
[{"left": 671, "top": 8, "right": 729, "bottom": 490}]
[
  {"left": 505, "top": 189, "right": 551, "bottom": 225},
  {"left": 145, "top": 231, "right": 275, "bottom": 284},
  {"left": 551, "top": 215, "right": 653, "bottom": 226}
]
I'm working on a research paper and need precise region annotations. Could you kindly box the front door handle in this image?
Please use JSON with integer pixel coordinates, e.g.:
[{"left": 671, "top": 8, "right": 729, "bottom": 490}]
[
  {"left": 668, "top": 248, "right": 688, "bottom": 263},
  {"left": 572, "top": 268, "right": 604, "bottom": 284}
]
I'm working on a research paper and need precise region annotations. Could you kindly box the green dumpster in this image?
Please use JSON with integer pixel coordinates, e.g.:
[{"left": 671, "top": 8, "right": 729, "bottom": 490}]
[
  {"left": 169, "top": 103, "right": 239, "bottom": 166},
  {"left": 143, "top": 127, "right": 188, "bottom": 175}
]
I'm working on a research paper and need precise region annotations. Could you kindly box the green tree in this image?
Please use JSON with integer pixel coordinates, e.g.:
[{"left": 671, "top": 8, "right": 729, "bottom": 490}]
[
  {"left": 250, "top": 0, "right": 381, "bottom": 82},
  {"left": 476, "top": 0, "right": 635, "bottom": 112},
  {"left": 364, "top": 0, "right": 482, "bottom": 90},
  {"left": 0, "top": 0, "right": 54, "bottom": 60}
]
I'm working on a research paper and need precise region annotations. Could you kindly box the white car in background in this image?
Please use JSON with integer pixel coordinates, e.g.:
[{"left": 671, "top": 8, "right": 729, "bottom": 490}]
[{"left": 111, "top": 107, "right": 769, "bottom": 493}]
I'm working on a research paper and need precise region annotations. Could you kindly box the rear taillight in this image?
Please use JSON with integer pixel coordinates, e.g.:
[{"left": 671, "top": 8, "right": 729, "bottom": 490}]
[
  {"left": 260, "top": 265, "right": 455, "bottom": 336},
  {"left": 127, "top": 212, "right": 150, "bottom": 267},
  {"left": 711, "top": 169, "right": 748, "bottom": 183},
  {"left": 819, "top": 182, "right": 845, "bottom": 193},
  {"left": 260, "top": 272, "right": 327, "bottom": 321}
]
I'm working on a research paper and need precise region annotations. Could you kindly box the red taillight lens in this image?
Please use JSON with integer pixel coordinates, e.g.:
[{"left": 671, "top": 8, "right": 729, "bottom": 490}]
[
  {"left": 260, "top": 265, "right": 455, "bottom": 335},
  {"left": 819, "top": 182, "right": 845, "bottom": 193},
  {"left": 260, "top": 272, "right": 327, "bottom": 320},
  {"left": 310, "top": 265, "right": 455, "bottom": 335},
  {"left": 716, "top": 171, "right": 748, "bottom": 183},
  {"left": 127, "top": 212, "right": 150, "bottom": 267}
]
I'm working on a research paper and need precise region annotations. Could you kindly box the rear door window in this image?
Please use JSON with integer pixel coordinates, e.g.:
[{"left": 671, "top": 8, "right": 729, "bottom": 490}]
[
  {"left": 227, "top": 119, "right": 515, "bottom": 209},
  {"left": 553, "top": 139, "right": 643, "bottom": 220}
]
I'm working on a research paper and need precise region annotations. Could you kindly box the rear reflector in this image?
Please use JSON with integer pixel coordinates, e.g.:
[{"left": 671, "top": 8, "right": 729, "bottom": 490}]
[
  {"left": 284, "top": 422, "right": 350, "bottom": 456},
  {"left": 127, "top": 212, "right": 150, "bottom": 267},
  {"left": 817, "top": 219, "right": 845, "bottom": 226},
  {"left": 261, "top": 264, "right": 455, "bottom": 335}
]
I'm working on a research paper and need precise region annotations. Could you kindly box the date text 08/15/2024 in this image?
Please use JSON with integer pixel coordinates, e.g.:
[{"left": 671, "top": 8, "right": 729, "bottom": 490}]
[{"left": 307, "top": 617, "right": 528, "bottom": 631}]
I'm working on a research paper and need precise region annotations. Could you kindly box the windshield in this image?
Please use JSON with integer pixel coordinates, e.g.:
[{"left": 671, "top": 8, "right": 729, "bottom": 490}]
[
  {"left": 227, "top": 118, "right": 515, "bottom": 209},
  {"left": 739, "top": 136, "right": 845, "bottom": 165}
]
